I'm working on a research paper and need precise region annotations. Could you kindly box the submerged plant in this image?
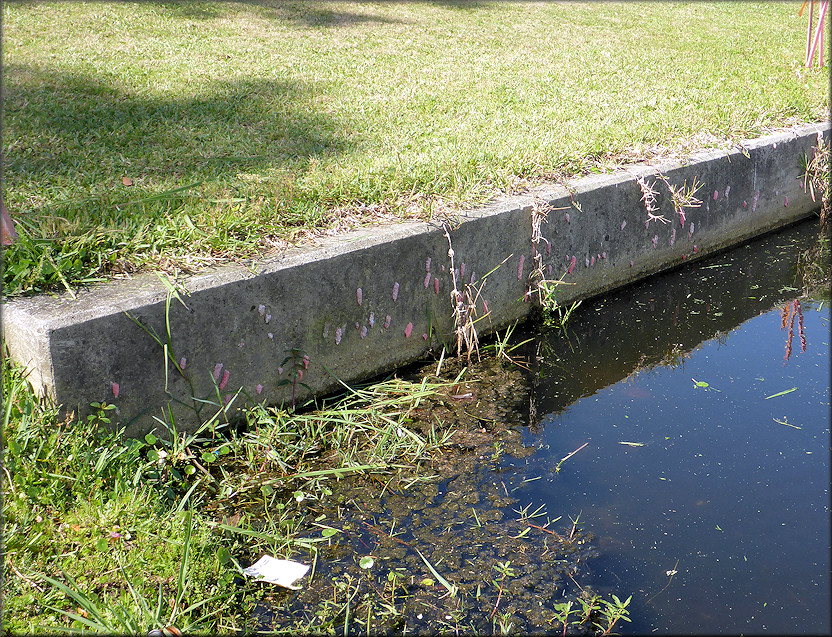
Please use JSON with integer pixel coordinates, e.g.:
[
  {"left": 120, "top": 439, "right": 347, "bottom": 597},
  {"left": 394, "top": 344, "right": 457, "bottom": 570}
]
[
  {"left": 543, "top": 296, "right": 582, "bottom": 331},
  {"left": 594, "top": 594, "right": 632, "bottom": 635},
  {"left": 484, "top": 321, "right": 534, "bottom": 369},
  {"left": 490, "top": 561, "right": 516, "bottom": 620},
  {"left": 552, "top": 599, "right": 575, "bottom": 637},
  {"left": 555, "top": 443, "right": 589, "bottom": 474}
]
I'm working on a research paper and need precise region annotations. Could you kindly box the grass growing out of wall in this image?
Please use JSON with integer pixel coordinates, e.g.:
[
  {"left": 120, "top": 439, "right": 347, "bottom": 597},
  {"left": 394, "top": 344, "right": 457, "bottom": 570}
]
[
  {"left": 3, "top": 1, "right": 829, "bottom": 295},
  {"left": 798, "top": 136, "right": 831, "bottom": 295},
  {"left": 1, "top": 356, "right": 457, "bottom": 633}
]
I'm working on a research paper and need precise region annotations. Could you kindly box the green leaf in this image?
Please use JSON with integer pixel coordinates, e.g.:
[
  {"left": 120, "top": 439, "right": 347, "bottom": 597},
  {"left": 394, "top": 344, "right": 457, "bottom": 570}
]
[
  {"left": 144, "top": 433, "right": 157, "bottom": 445},
  {"left": 415, "top": 548, "right": 457, "bottom": 597},
  {"left": 359, "top": 556, "right": 374, "bottom": 569},
  {"left": 764, "top": 387, "right": 797, "bottom": 400}
]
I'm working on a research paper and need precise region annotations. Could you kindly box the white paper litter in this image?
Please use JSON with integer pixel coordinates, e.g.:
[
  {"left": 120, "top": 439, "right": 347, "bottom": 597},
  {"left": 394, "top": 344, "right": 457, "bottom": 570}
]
[{"left": 242, "top": 555, "right": 310, "bottom": 589}]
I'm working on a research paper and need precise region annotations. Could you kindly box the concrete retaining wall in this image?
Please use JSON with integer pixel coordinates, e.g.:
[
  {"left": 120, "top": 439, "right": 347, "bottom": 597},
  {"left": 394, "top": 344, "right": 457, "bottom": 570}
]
[{"left": 3, "top": 122, "right": 828, "bottom": 437}]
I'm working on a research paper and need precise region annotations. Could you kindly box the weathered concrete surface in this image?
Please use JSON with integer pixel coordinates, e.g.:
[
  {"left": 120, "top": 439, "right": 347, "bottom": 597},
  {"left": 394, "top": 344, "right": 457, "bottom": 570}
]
[{"left": 3, "top": 122, "right": 828, "bottom": 437}]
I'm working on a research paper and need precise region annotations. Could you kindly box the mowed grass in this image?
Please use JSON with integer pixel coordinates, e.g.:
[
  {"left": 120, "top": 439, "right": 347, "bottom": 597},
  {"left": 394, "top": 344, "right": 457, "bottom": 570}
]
[{"left": 2, "top": 1, "right": 828, "bottom": 295}]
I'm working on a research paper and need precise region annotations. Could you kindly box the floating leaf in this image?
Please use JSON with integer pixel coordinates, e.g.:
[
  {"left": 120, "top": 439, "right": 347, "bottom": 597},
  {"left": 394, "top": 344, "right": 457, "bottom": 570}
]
[
  {"left": 619, "top": 441, "right": 645, "bottom": 447},
  {"left": 773, "top": 417, "right": 801, "bottom": 429},
  {"left": 764, "top": 387, "right": 797, "bottom": 400},
  {"left": 359, "top": 556, "right": 375, "bottom": 569},
  {"left": 692, "top": 378, "right": 709, "bottom": 388},
  {"left": 321, "top": 528, "right": 338, "bottom": 538}
]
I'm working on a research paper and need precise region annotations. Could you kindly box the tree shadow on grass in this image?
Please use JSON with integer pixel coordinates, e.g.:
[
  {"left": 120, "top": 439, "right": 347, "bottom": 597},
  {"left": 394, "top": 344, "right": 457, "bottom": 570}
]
[
  {"left": 1, "top": 60, "right": 357, "bottom": 294},
  {"left": 154, "top": 0, "right": 484, "bottom": 24},
  {"left": 163, "top": 0, "right": 411, "bottom": 27},
  {"left": 3, "top": 62, "right": 350, "bottom": 222},
  {"left": 6, "top": 0, "right": 492, "bottom": 27},
  {"left": 7, "top": 0, "right": 412, "bottom": 27}
]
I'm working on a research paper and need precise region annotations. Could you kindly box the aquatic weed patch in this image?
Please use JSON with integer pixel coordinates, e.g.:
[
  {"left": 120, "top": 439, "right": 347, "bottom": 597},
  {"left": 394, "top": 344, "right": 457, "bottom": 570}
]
[{"left": 239, "top": 357, "right": 628, "bottom": 634}]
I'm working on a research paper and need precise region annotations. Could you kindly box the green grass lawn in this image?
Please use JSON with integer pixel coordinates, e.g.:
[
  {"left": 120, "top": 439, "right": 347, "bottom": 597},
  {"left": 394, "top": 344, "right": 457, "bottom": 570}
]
[{"left": 2, "top": 0, "right": 828, "bottom": 295}]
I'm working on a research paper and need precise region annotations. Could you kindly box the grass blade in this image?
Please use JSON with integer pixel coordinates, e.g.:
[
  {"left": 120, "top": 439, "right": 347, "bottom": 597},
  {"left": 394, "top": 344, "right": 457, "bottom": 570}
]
[
  {"left": 764, "top": 387, "right": 797, "bottom": 399},
  {"left": 415, "top": 549, "right": 457, "bottom": 597}
]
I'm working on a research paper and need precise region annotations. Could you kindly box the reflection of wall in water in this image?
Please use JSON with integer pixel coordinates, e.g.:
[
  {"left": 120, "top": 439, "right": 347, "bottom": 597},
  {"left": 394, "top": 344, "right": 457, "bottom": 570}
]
[{"left": 533, "top": 221, "right": 817, "bottom": 416}]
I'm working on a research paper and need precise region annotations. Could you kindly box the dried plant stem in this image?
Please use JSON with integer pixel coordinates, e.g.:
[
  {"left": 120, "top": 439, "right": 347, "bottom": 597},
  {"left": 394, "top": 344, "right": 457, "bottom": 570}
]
[
  {"left": 636, "top": 175, "right": 668, "bottom": 224},
  {"left": 528, "top": 196, "right": 573, "bottom": 310},
  {"left": 640, "top": 171, "right": 702, "bottom": 227},
  {"left": 646, "top": 559, "right": 680, "bottom": 606},
  {"left": 442, "top": 223, "right": 480, "bottom": 363},
  {"left": 803, "top": 134, "right": 830, "bottom": 222}
]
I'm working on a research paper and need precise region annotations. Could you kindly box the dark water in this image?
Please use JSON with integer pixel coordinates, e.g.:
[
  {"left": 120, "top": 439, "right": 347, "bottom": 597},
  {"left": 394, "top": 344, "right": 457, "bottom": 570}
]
[{"left": 509, "top": 220, "right": 830, "bottom": 634}]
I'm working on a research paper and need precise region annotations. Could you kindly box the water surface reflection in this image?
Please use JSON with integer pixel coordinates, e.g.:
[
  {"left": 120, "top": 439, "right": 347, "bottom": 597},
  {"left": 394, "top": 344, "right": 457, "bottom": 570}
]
[{"left": 515, "top": 221, "right": 830, "bottom": 634}]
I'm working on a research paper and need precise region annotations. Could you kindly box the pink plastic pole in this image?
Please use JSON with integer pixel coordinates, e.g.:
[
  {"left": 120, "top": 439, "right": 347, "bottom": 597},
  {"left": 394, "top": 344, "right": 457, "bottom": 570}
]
[
  {"left": 806, "top": 0, "right": 828, "bottom": 67},
  {"left": 1, "top": 196, "right": 18, "bottom": 246}
]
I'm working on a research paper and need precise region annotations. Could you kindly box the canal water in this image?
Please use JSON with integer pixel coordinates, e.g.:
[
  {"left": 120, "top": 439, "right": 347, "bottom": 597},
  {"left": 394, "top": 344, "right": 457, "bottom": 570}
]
[
  {"left": 508, "top": 219, "right": 830, "bottom": 634},
  {"left": 255, "top": 219, "right": 828, "bottom": 635}
]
